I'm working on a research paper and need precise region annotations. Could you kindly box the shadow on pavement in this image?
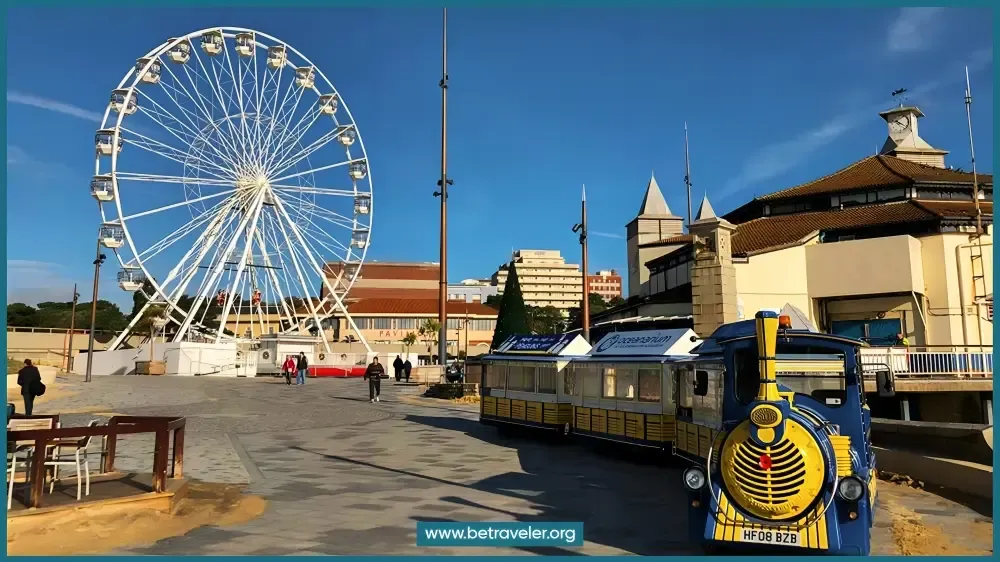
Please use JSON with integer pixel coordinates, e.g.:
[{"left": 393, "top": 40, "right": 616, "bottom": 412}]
[{"left": 293, "top": 413, "right": 697, "bottom": 555}]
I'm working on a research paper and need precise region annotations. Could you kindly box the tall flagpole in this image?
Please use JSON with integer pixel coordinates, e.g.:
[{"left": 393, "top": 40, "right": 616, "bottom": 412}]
[
  {"left": 435, "top": 8, "right": 451, "bottom": 365},
  {"left": 684, "top": 122, "right": 693, "bottom": 231},
  {"left": 964, "top": 66, "right": 982, "bottom": 234}
]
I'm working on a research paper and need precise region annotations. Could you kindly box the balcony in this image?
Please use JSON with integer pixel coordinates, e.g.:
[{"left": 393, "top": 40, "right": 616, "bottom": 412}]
[
  {"left": 860, "top": 346, "right": 993, "bottom": 379},
  {"left": 806, "top": 235, "right": 924, "bottom": 298}
]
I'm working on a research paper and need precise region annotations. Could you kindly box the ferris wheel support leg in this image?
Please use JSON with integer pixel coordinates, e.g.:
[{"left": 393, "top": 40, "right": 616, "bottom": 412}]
[
  {"left": 271, "top": 196, "right": 373, "bottom": 354},
  {"left": 268, "top": 197, "right": 333, "bottom": 355},
  {"left": 215, "top": 194, "right": 268, "bottom": 343},
  {"left": 107, "top": 299, "right": 157, "bottom": 351},
  {"left": 176, "top": 189, "right": 269, "bottom": 341},
  {"left": 253, "top": 230, "right": 298, "bottom": 329}
]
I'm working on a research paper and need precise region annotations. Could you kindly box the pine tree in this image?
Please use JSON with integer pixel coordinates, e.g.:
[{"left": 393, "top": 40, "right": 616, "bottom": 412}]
[{"left": 491, "top": 262, "right": 530, "bottom": 350}]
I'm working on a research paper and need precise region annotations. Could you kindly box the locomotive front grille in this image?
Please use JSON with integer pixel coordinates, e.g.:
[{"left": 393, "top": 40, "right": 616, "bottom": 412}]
[
  {"left": 730, "top": 438, "right": 807, "bottom": 506},
  {"left": 720, "top": 419, "right": 826, "bottom": 521}
]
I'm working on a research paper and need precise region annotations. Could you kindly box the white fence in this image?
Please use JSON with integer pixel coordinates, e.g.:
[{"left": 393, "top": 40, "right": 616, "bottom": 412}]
[
  {"left": 82, "top": 342, "right": 253, "bottom": 377},
  {"left": 860, "top": 347, "right": 993, "bottom": 379}
]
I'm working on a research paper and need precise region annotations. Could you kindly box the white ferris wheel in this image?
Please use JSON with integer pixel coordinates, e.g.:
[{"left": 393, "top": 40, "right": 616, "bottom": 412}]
[{"left": 94, "top": 27, "right": 373, "bottom": 354}]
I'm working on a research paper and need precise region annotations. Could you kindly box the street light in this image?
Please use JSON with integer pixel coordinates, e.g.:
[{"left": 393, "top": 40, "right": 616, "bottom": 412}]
[
  {"left": 85, "top": 240, "right": 107, "bottom": 383},
  {"left": 572, "top": 185, "right": 590, "bottom": 342},
  {"left": 66, "top": 284, "right": 80, "bottom": 372},
  {"left": 434, "top": 7, "right": 452, "bottom": 366}
]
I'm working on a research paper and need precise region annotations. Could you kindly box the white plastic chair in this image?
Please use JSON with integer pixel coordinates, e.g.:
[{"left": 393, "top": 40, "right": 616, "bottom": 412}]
[
  {"left": 6, "top": 418, "right": 54, "bottom": 509},
  {"left": 46, "top": 420, "right": 101, "bottom": 501}
]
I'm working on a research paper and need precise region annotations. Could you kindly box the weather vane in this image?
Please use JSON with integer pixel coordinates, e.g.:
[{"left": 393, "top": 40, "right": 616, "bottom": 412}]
[{"left": 891, "top": 88, "right": 908, "bottom": 106}]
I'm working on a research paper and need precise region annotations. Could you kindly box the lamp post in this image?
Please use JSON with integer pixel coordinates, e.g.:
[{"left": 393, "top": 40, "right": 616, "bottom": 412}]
[
  {"left": 66, "top": 284, "right": 80, "bottom": 372},
  {"left": 85, "top": 239, "right": 107, "bottom": 383},
  {"left": 572, "top": 185, "right": 590, "bottom": 342},
  {"left": 433, "top": 7, "right": 453, "bottom": 366}
]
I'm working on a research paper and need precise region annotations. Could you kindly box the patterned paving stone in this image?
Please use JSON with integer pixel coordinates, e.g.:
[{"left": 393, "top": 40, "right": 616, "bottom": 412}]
[{"left": 35, "top": 374, "right": 993, "bottom": 556}]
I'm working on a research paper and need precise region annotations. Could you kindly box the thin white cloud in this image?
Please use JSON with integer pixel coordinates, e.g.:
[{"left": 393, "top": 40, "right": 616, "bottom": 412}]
[
  {"left": 591, "top": 231, "right": 624, "bottom": 240},
  {"left": 719, "top": 50, "right": 991, "bottom": 202},
  {"left": 887, "top": 7, "right": 945, "bottom": 54},
  {"left": 7, "top": 90, "right": 103, "bottom": 122},
  {"left": 6, "top": 144, "right": 72, "bottom": 178}
]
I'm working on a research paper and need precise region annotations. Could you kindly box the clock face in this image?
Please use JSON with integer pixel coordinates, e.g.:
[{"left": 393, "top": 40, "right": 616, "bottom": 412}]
[{"left": 889, "top": 114, "right": 910, "bottom": 134}]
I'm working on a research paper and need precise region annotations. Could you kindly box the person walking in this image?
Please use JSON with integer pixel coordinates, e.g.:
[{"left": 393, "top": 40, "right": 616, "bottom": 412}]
[
  {"left": 282, "top": 355, "right": 296, "bottom": 385},
  {"left": 392, "top": 355, "right": 404, "bottom": 382},
  {"left": 403, "top": 358, "right": 413, "bottom": 383},
  {"left": 17, "top": 359, "right": 43, "bottom": 416},
  {"left": 364, "top": 356, "right": 385, "bottom": 403},
  {"left": 296, "top": 352, "right": 309, "bottom": 386}
]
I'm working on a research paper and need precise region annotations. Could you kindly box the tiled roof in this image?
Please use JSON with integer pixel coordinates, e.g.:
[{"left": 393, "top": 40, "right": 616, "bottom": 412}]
[
  {"left": 346, "top": 298, "right": 497, "bottom": 316},
  {"left": 638, "top": 234, "right": 693, "bottom": 248},
  {"left": 758, "top": 155, "right": 993, "bottom": 202},
  {"left": 731, "top": 201, "right": 938, "bottom": 256},
  {"left": 323, "top": 262, "right": 440, "bottom": 281},
  {"left": 912, "top": 200, "right": 993, "bottom": 219}
]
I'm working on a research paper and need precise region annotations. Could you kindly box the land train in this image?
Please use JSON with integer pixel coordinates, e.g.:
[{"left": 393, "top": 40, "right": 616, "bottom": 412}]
[{"left": 479, "top": 312, "right": 890, "bottom": 555}]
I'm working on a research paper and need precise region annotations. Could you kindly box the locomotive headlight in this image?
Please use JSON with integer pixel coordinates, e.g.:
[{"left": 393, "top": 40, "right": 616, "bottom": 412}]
[
  {"left": 683, "top": 466, "right": 707, "bottom": 491},
  {"left": 837, "top": 476, "right": 865, "bottom": 502}
]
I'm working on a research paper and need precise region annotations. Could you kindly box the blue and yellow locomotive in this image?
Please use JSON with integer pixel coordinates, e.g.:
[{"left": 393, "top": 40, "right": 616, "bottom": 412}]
[{"left": 679, "top": 311, "right": 889, "bottom": 556}]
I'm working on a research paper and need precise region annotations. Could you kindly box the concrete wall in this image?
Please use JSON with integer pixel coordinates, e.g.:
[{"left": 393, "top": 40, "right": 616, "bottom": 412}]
[
  {"left": 825, "top": 295, "right": 926, "bottom": 345},
  {"left": 82, "top": 342, "right": 252, "bottom": 377},
  {"left": 921, "top": 233, "right": 993, "bottom": 347},
  {"left": 735, "top": 244, "right": 815, "bottom": 323}
]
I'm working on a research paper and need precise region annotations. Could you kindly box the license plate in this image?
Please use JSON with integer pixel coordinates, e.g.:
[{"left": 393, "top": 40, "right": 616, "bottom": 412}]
[{"left": 740, "top": 528, "right": 800, "bottom": 547}]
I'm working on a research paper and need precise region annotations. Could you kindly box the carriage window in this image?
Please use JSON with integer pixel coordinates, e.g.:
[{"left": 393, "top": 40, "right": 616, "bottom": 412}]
[
  {"left": 734, "top": 349, "right": 762, "bottom": 405},
  {"left": 693, "top": 370, "right": 709, "bottom": 396},
  {"left": 536, "top": 364, "right": 557, "bottom": 394},
  {"left": 638, "top": 367, "right": 661, "bottom": 402},
  {"left": 679, "top": 367, "right": 694, "bottom": 409},
  {"left": 563, "top": 369, "right": 576, "bottom": 395},
  {"left": 508, "top": 364, "right": 535, "bottom": 392},
  {"left": 776, "top": 354, "right": 847, "bottom": 407},
  {"left": 603, "top": 367, "right": 616, "bottom": 398},
  {"left": 583, "top": 366, "right": 601, "bottom": 398},
  {"left": 615, "top": 367, "right": 636, "bottom": 399},
  {"left": 485, "top": 362, "right": 507, "bottom": 390}
]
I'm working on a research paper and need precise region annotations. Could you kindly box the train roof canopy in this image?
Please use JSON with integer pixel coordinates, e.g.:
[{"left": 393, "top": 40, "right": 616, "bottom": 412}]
[
  {"left": 585, "top": 328, "right": 701, "bottom": 358},
  {"left": 487, "top": 332, "right": 592, "bottom": 359}
]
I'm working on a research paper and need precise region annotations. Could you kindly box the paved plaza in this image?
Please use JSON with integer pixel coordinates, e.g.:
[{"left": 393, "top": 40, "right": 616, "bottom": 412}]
[{"left": 35, "top": 375, "right": 993, "bottom": 556}]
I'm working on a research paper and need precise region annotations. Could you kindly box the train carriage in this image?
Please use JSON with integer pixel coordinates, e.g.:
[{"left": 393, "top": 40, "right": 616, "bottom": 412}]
[
  {"left": 679, "top": 311, "right": 891, "bottom": 556},
  {"left": 565, "top": 328, "right": 701, "bottom": 449},
  {"left": 480, "top": 333, "right": 592, "bottom": 434}
]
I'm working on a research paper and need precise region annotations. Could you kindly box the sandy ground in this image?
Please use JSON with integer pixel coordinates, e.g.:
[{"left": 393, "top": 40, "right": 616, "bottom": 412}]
[
  {"left": 879, "top": 477, "right": 993, "bottom": 556},
  {"left": 6, "top": 481, "right": 267, "bottom": 556}
]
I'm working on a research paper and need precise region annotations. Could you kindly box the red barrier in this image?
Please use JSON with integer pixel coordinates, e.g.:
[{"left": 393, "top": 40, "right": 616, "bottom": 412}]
[{"left": 309, "top": 365, "right": 367, "bottom": 378}]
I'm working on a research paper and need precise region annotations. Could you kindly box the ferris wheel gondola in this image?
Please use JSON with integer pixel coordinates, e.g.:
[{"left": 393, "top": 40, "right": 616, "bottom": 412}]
[{"left": 93, "top": 27, "right": 374, "bottom": 355}]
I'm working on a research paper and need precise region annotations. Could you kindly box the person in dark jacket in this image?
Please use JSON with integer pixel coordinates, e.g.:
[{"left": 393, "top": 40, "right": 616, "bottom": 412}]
[
  {"left": 296, "top": 352, "right": 309, "bottom": 386},
  {"left": 17, "top": 359, "right": 42, "bottom": 415},
  {"left": 392, "top": 355, "right": 404, "bottom": 382},
  {"left": 364, "top": 357, "right": 385, "bottom": 403},
  {"left": 403, "top": 358, "right": 413, "bottom": 382}
]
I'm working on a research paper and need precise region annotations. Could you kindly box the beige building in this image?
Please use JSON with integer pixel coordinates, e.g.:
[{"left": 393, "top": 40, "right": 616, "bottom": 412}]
[
  {"left": 492, "top": 249, "right": 584, "bottom": 312},
  {"left": 605, "top": 104, "right": 993, "bottom": 348}
]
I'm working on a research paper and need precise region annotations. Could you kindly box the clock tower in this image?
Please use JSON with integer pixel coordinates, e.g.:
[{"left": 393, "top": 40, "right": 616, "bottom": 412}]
[{"left": 878, "top": 105, "right": 948, "bottom": 168}]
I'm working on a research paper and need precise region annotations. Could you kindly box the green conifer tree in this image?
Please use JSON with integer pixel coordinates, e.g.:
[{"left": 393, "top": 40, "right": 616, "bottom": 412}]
[{"left": 490, "top": 262, "right": 530, "bottom": 350}]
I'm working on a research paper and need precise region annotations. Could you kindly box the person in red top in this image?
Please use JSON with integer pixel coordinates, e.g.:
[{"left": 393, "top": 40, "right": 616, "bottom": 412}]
[{"left": 281, "top": 355, "right": 296, "bottom": 386}]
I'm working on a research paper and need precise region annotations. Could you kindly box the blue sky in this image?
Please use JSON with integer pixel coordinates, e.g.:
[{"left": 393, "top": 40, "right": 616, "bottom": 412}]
[{"left": 5, "top": 6, "right": 994, "bottom": 310}]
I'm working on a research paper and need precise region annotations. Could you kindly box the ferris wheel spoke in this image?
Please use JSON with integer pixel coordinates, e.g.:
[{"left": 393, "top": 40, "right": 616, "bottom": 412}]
[
  {"left": 267, "top": 127, "right": 345, "bottom": 179},
  {"left": 115, "top": 171, "right": 234, "bottom": 187},
  {"left": 222, "top": 45, "right": 255, "bottom": 167},
  {"left": 259, "top": 66, "right": 298, "bottom": 169},
  {"left": 134, "top": 91, "right": 246, "bottom": 174},
  {"left": 251, "top": 60, "right": 280, "bottom": 163},
  {"left": 253, "top": 228, "right": 297, "bottom": 329},
  {"left": 271, "top": 158, "right": 363, "bottom": 184},
  {"left": 271, "top": 184, "right": 355, "bottom": 197},
  {"left": 119, "top": 126, "right": 235, "bottom": 181},
  {"left": 160, "top": 62, "right": 248, "bottom": 161},
  {"left": 263, "top": 94, "right": 314, "bottom": 173},
  {"left": 263, "top": 109, "right": 325, "bottom": 175},
  {"left": 121, "top": 188, "right": 237, "bottom": 222},
  {"left": 176, "top": 63, "right": 252, "bottom": 171},
  {"left": 213, "top": 191, "right": 269, "bottom": 342},
  {"left": 134, "top": 200, "right": 232, "bottom": 263},
  {"left": 277, "top": 191, "right": 357, "bottom": 228}
]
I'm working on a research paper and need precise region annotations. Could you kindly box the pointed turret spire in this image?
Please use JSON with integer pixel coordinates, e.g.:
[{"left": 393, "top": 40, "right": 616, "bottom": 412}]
[
  {"left": 694, "top": 194, "right": 716, "bottom": 221},
  {"left": 637, "top": 173, "right": 672, "bottom": 216}
]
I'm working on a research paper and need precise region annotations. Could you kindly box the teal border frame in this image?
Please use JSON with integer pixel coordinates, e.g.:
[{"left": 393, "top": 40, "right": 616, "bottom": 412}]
[{"left": 2, "top": 1, "right": 996, "bottom": 559}]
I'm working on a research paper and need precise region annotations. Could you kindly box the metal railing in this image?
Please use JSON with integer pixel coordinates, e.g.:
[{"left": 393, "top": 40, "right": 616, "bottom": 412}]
[{"left": 860, "top": 346, "right": 993, "bottom": 379}]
